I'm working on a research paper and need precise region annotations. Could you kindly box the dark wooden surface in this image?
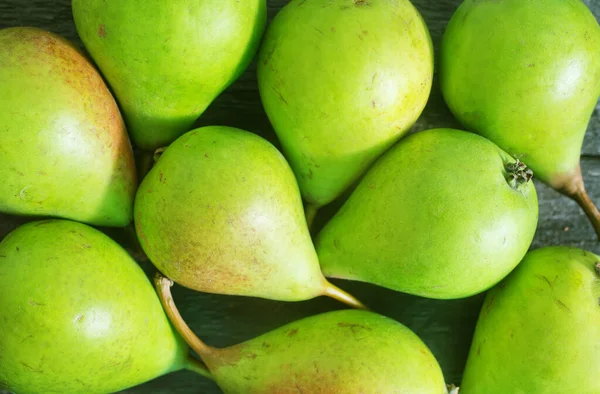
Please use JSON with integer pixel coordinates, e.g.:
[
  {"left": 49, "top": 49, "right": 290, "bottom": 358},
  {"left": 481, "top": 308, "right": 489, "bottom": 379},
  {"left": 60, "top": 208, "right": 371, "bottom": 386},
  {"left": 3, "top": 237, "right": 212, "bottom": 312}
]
[{"left": 1, "top": 0, "right": 600, "bottom": 393}]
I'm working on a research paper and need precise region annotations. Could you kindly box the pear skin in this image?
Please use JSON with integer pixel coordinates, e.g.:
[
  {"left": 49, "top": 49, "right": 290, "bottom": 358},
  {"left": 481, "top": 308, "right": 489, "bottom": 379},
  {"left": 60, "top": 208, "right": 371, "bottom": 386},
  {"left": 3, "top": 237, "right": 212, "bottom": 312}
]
[
  {"left": 0, "top": 27, "right": 136, "bottom": 227},
  {"left": 135, "top": 126, "right": 364, "bottom": 308},
  {"left": 72, "top": 0, "right": 267, "bottom": 151},
  {"left": 0, "top": 220, "right": 208, "bottom": 394},
  {"left": 461, "top": 246, "right": 600, "bottom": 393},
  {"left": 440, "top": 0, "right": 600, "bottom": 238},
  {"left": 316, "top": 129, "right": 539, "bottom": 299},
  {"left": 156, "top": 276, "right": 447, "bottom": 394},
  {"left": 257, "top": 0, "right": 434, "bottom": 209}
]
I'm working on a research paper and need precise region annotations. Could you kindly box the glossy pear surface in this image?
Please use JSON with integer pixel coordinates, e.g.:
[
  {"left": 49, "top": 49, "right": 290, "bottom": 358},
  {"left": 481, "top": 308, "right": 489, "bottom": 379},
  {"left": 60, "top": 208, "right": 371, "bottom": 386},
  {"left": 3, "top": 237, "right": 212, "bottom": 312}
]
[
  {"left": 258, "top": 0, "right": 433, "bottom": 207},
  {"left": 0, "top": 220, "right": 187, "bottom": 394},
  {"left": 135, "top": 126, "right": 334, "bottom": 302},
  {"left": 72, "top": 0, "right": 267, "bottom": 151},
  {"left": 316, "top": 128, "right": 539, "bottom": 299},
  {"left": 440, "top": 0, "right": 600, "bottom": 188},
  {"left": 0, "top": 27, "right": 136, "bottom": 227},
  {"left": 461, "top": 246, "right": 600, "bottom": 393}
]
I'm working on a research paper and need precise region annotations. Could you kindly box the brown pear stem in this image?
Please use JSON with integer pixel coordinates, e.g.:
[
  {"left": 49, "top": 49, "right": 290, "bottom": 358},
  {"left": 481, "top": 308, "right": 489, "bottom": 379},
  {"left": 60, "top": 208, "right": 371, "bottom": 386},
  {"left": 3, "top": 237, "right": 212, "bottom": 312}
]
[
  {"left": 323, "top": 281, "right": 368, "bottom": 310},
  {"left": 570, "top": 187, "right": 600, "bottom": 241},
  {"left": 184, "top": 355, "right": 214, "bottom": 381},
  {"left": 154, "top": 273, "right": 218, "bottom": 363},
  {"left": 305, "top": 203, "right": 319, "bottom": 231},
  {"left": 554, "top": 166, "right": 600, "bottom": 241}
]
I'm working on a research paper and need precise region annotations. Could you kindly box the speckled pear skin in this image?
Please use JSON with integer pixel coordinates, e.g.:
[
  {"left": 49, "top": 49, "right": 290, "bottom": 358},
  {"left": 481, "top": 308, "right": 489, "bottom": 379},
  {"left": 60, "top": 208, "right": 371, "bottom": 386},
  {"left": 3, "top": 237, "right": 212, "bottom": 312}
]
[
  {"left": 257, "top": 0, "right": 434, "bottom": 207},
  {"left": 316, "top": 128, "right": 539, "bottom": 299},
  {"left": 440, "top": 0, "right": 600, "bottom": 189},
  {"left": 208, "top": 310, "right": 447, "bottom": 393},
  {"left": 461, "top": 247, "right": 600, "bottom": 393},
  {"left": 0, "top": 220, "right": 188, "bottom": 394},
  {"left": 0, "top": 27, "right": 137, "bottom": 227},
  {"left": 72, "top": 0, "right": 267, "bottom": 151},
  {"left": 134, "top": 126, "right": 328, "bottom": 301}
]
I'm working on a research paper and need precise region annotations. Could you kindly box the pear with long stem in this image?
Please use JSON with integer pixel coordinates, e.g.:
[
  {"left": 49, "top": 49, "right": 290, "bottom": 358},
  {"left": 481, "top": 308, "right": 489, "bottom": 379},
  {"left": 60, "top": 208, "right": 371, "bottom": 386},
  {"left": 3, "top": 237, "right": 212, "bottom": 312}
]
[{"left": 155, "top": 274, "right": 447, "bottom": 394}]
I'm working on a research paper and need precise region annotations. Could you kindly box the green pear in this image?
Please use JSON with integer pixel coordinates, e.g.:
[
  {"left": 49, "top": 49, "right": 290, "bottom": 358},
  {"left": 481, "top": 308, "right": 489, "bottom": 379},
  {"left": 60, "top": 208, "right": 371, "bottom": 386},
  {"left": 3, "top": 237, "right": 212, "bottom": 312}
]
[
  {"left": 0, "top": 27, "right": 137, "bottom": 227},
  {"left": 316, "top": 128, "right": 539, "bottom": 299},
  {"left": 0, "top": 220, "right": 209, "bottom": 394},
  {"left": 72, "top": 0, "right": 267, "bottom": 151},
  {"left": 440, "top": 0, "right": 600, "bottom": 238},
  {"left": 134, "top": 126, "right": 364, "bottom": 308},
  {"left": 156, "top": 276, "right": 447, "bottom": 393},
  {"left": 461, "top": 246, "right": 600, "bottom": 393},
  {"left": 257, "top": 0, "right": 434, "bottom": 212}
]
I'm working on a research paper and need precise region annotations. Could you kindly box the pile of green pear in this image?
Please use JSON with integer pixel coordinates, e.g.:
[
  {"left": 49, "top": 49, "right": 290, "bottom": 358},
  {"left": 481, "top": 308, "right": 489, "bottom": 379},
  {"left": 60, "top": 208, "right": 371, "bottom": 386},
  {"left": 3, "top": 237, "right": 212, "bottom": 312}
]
[{"left": 0, "top": 0, "right": 599, "bottom": 393}]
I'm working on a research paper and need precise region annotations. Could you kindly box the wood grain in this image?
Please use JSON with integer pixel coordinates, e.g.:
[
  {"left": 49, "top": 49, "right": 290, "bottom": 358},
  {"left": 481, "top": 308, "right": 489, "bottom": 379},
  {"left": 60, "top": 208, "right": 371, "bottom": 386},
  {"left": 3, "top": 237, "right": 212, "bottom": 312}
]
[{"left": 1, "top": 0, "right": 599, "bottom": 393}]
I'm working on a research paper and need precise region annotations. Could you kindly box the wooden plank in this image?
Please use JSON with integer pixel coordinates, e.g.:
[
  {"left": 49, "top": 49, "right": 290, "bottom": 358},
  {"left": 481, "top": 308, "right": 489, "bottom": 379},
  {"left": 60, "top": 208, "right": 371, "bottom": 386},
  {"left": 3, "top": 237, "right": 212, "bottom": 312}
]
[{"left": 1, "top": 1, "right": 599, "bottom": 393}]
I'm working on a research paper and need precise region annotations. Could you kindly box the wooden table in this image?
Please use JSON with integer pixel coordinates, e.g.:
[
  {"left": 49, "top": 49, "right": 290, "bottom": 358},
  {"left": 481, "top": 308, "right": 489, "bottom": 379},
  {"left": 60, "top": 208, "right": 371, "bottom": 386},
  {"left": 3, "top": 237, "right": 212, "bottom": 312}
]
[{"left": 1, "top": 0, "right": 599, "bottom": 393}]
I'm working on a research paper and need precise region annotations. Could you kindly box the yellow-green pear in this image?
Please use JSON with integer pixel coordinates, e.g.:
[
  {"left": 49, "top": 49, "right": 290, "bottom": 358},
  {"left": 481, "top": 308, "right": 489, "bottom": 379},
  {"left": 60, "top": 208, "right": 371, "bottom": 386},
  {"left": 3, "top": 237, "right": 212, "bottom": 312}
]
[
  {"left": 72, "top": 0, "right": 267, "bottom": 151},
  {"left": 316, "top": 129, "right": 538, "bottom": 299},
  {"left": 258, "top": 0, "right": 434, "bottom": 213},
  {"left": 156, "top": 276, "right": 448, "bottom": 394},
  {"left": 462, "top": 246, "right": 600, "bottom": 393},
  {"left": 0, "top": 220, "right": 210, "bottom": 394},
  {"left": 135, "top": 126, "right": 365, "bottom": 308},
  {"left": 0, "top": 27, "right": 137, "bottom": 227},
  {"left": 441, "top": 0, "right": 600, "bottom": 238}
]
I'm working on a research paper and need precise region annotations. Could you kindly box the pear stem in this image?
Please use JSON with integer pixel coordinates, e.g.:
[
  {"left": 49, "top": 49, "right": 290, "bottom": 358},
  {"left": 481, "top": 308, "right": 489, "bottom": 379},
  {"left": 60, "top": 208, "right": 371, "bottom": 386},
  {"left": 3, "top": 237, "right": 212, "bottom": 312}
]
[
  {"left": 554, "top": 166, "right": 600, "bottom": 241},
  {"left": 154, "top": 273, "right": 218, "bottom": 363},
  {"left": 570, "top": 187, "right": 600, "bottom": 240},
  {"left": 184, "top": 355, "right": 214, "bottom": 381},
  {"left": 322, "top": 281, "right": 368, "bottom": 310},
  {"left": 305, "top": 203, "right": 319, "bottom": 231}
]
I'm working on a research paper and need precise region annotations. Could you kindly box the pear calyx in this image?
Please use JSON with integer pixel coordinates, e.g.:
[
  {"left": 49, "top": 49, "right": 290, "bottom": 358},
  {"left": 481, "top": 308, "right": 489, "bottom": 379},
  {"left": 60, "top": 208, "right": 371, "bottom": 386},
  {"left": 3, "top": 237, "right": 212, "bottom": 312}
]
[
  {"left": 505, "top": 159, "right": 533, "bottom": 189},
  {"left": 446, "top": 383, "right": 460, "bottom": 394}
]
